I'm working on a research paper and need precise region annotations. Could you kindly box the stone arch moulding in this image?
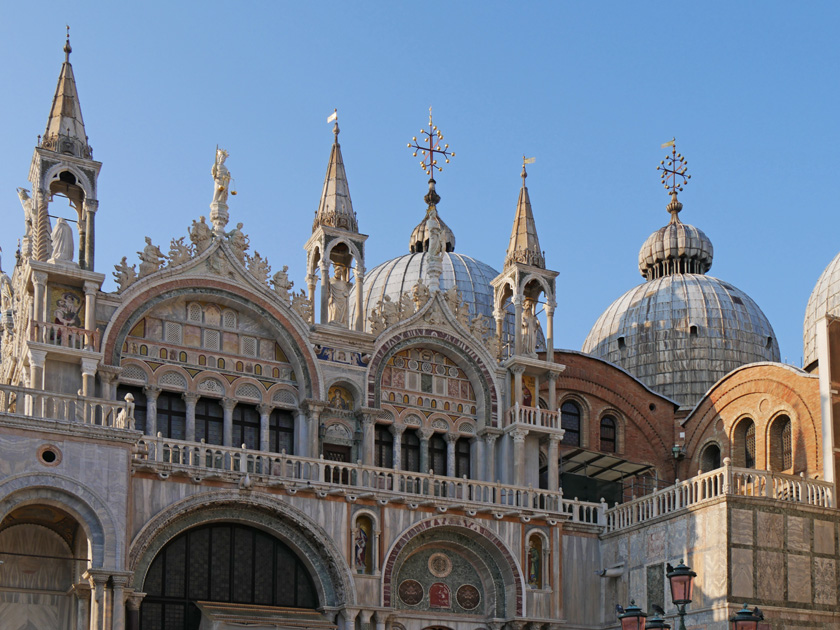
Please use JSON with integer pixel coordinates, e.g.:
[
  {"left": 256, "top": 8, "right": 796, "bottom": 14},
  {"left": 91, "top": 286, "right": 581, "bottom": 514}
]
[
  {"left": 42, "top": 162, "right": 95, "bottom": 199},
  {"left": 326, "top": 378, "right": 364, "bottom": 409},
  {"left": 324, "top": 237, "right": 363, "bottom": 268},
  {"left": 128, "top": 491, "right": 355, "bottom": 607},
  {"left": 367, "top": 330, "right": 499, "bottom": 427},
  {"left": 381, "top": 515, "right": 524, "bottom": 616},
  {"left": 100, "top": 281, "right": 323, "bottom": 401},
  {"left": 0, "top": 473, "right": 120, "bottom": 568},
  {"left": 519, "top": 273, "right": 553, "bottom": 300}
]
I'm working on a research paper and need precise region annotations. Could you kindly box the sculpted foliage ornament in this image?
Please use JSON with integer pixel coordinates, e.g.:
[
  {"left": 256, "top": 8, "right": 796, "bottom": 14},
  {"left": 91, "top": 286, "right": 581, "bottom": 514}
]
[
  {"left": 246, "top": 251, "right": 271, "bottom": 284},
  {"left": 113, "top": 257, "right": 138, "bottom": 293},
  {"left": 290, "top": 289, "right": 312, "bottom": 322},
  {"left": 167, "top": 236, "right": 193, "bottom": 268}
]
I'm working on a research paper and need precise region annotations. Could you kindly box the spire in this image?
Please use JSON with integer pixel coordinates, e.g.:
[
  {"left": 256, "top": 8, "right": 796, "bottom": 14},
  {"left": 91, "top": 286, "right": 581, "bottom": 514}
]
[
  {"left": 313, "top": 120, "right": 358, "bottom": 233},
  {"left": 504, "top": 160, "right": 545, "bottom": 269},
  {"left": 41, "top": 29, "right": 92, "bottom": 159}
]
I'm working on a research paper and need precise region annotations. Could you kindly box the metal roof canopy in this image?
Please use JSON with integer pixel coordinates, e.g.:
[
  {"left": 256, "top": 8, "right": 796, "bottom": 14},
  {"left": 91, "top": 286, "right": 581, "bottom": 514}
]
[{"left": 558, "top": 448, "right": 654, "bottom": 482}]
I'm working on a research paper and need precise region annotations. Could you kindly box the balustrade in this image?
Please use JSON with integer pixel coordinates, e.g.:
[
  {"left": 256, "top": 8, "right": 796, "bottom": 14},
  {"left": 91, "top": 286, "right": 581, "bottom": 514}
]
[
  {"left": 30, "top": 320, "right": 100, "bottom": 352},
  {"left": 505, "top": 402, "right": 561, "bottom": 430},
  {"left": 0, "top": 382, "right": 133, "bottom": 429}
]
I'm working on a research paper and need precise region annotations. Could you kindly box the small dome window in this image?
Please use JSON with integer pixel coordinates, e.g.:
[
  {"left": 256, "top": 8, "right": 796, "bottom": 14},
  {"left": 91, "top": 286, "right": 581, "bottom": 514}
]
[
  {"left": 617, "top": 336, "right": 626, "bottom": 350},
  {"left": 689, "top": 325, "right": 698, "bottom": 337}
]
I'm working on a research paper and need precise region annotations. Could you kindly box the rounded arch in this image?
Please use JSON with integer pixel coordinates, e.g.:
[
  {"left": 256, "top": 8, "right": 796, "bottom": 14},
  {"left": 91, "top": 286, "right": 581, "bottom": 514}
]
[
  {"left": 156, "top": 365, "right": 191, "bottom": 392},
  {"left": 324, "top": 237, "right": 363, "bottom": 268},
  {"left": 520, "top": 273, "right": 554, "bottom": 302},
  {"left": 367, "top": 330, "right": 500, "bottom": 428},
  {"left": 382, "top": 515, "right": 523, "bottom": 616},
  {"left": 598, "top": 408, "right": 623, "bottom": 454},
  {"left": 118, "top": 359, "right": 152, "bottom": 385},
  {"left": 0, "top": 474, "right": 119, "bottom": 568},
  {"left": 558, "top": 394, "right": 589, "bottom": 448},
  {"left": 195, "top": 374, "right": 229, "bottom": 398},
  {"left": 698, "top": 440, "right": 723, "bottom": 472},
  {"left": 731, "top": 414, "right": 757, "bottom": 468},
  {"left": 101, "top": 280, "right": 322, "bottom": 401},
  {"left": 128, "top": 491, "right": 355, "bottom": 606},
  {"left": 232, "top": 377, "right": 265, "bottom": 403},
  {"left": 42, "top": 162, "right": 95, "bottom": 199},
  {"left": 325, "top": 378, "right": 364, "bottom": 410},
  {"left": 767, "top": 411, "right": 794, "bottom": 472}
]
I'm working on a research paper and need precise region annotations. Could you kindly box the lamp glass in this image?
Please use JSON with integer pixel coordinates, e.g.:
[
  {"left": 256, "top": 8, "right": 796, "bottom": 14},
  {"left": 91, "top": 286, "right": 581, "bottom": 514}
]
[
  {"left": 668, "top": 571, "right": 693, "bottom": 604},
  {"left": 620, "top": 616, "right": 645, "bottom": 630},
  {"left": 731, "top": 620, "right": 757, "bottom": 630}
]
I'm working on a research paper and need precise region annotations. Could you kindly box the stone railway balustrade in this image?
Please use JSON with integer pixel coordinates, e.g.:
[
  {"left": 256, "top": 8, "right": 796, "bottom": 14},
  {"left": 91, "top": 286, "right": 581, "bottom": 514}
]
[{"left": 605, "top": 457, "right": 834, "bottom": 532}]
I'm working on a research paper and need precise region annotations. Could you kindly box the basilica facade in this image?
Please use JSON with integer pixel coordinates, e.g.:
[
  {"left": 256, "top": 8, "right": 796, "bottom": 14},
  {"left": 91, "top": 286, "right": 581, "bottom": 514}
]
[{"left": 0, "top": 39, "right": 839, "bottom": 630}]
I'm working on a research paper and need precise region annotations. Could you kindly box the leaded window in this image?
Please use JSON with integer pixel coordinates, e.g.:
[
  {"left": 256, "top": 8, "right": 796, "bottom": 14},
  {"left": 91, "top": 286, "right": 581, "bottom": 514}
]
[
  {"left": 401, "top": 430, "right": 420, "bottom": 472},
  {"left": 375, "top": 424, "right": 393, "bottom": 468},
  {"left": 600, "top": 416, "right": 616, "bottom": 453},
  {"left": 232, "top": 404, "right": 260, "bottom": 450},
  {"left": 430, "top": 434, "right": 447, "bottom": 475},
  {"left": 157, "top": 392, "right": 186, "bottom": 440},
  {"left": 269, "top": 410, "right": 294, "bottom": 454},
  {"left": 455, "top": 437, "right": 471, "bottom": 478},
  {"left": 194, "top": 398, "right": 224, "bottom": 445},
  {"left": 561, "top": 401, "right": 581, "bottom": 446}
]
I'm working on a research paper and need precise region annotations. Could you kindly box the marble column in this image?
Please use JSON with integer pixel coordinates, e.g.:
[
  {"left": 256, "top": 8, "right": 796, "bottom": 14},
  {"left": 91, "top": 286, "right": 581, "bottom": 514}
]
[
  {"left": 512, "top": 364, "right": 525, "bottom": 408},
  {"left": 125, "top": 591, "right": 146, "bottom": 630},
  {"left": 545, "top": 300, "right": 556, "bottom": 364},
  {"left": 222, "top": 397, "right": 237, "bottom": 447},
  {"left": 81, "top": 358, "right": 98, "bottom": 398},
  {"left": 307, "top": 404, "right": 324, "bottom": 458},
  {"left": 32, "top": 270, "right": 48, "bottom": 323},
  {"left": 493, "top": 308, "right": 504, "bottom": 359},
  {"left": 512, "top": 428, "right": 529, "bottom": 487},
  {"left": 84, "top": 199, "right": 98, "bottom": 271},
  {"left": 84, "top": 569, "right": 109, "bottom": 630},
  {"left": 547, "top": 370, "right": 559, "bottom": 412},
  {"left": 359, "top": 414, "right": 375, "bottom": 466},
  {"left": 485, "top": 434, "right": 498, "bottom": 482},
  {"left": 389, "top": 424, "right": 405, "bottom": 470},
  {"left": 27, "top": 349, "right": 46, "bottom": 417},
  {"left": 354, "top": 265, "right": 365, "bottom": 331},
  {"left": 513, "top": 295, "right": 523, "bottom": 356},
  {"left": 445, "top": 433, "right": 458, "bottom": 477},
  {"left": 144, "top": 386, "right": 161, "bottom": 437},
  {"left": 71, "top": 581, "right": 91, "bottom": 630},
  {"left": 306, "top": 273, "right": 317, "bottom": 325},
  {"left": 111, "top": 574, "right": 129, "bottom": 630},
  {"left": 341, "top": 608, "right": 359, "bottom": 630},
  {"left": 34, "top": 188, "right": 49, "bottom": 262},
  {"left": 547, "top": 433, "right": 561, "bottom": 492},
  {"left": 419, "top": 428, "right": 434, "bottom": 474},
  {"left": 182, "top": 393, "right": 199, "bottom": 442},
  {"left": 83, "top": 280, "right": 98, "bottom": 349},
  {"left": 373, "top": 611, "right": 387, "bottom": 630},
  {"left": 319, "top": 261, "right": 330, "bottom": 325},
  {"left": 257, "top": 404, "right": 272, "bottom": 452},
  {"left": 98, "top": 365, "right": 120, "bottom": 401}
]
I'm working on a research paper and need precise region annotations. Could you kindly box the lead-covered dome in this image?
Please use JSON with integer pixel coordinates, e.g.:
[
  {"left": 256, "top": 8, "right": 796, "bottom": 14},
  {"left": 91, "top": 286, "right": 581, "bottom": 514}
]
[
  {"left": 583, "top": 193, "right": 779, "bottom": 407},
  {"left": 803, "top": 251, "right": 840, "bottom": 369}
]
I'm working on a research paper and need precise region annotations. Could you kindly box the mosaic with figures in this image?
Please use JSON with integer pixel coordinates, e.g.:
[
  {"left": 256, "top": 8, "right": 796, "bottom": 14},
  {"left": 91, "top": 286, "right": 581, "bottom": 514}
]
[{"left": 382, "top": 349, "right": 477, "bottom": 417}]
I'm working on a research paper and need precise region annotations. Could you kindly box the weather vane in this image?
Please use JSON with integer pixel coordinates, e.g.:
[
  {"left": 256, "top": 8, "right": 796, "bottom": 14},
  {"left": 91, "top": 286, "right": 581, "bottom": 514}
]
[
  {"left": 407, "top": 107, "right": 455, "bottom": 177},
  {"left": 657, "top": 138, "right": 690, "bottom": 196}
]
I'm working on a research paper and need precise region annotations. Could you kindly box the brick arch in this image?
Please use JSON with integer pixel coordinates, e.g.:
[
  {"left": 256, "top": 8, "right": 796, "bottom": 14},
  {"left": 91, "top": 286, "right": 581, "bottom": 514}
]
[
  {"left": 100, "top": 279, "right": 321, "bottom": 400},
  {"left": 367, "top": 329, "right": 499, "bottom": 427},
  {"left": 381, "top": 515, "right": 524, "bottom": 616}
]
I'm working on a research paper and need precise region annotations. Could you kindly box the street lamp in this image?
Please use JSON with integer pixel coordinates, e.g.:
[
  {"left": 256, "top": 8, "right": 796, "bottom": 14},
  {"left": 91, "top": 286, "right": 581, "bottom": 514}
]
[
  {"left": 666, "top": 560, "right": 696, "bottom": 630},
  {"left": 729, "top": 603, "right": 764, "bottom": 630},
  {"left": 617, "top": 600, "right": 647, "bottom": 630},
  {"left": 645, "top": 612, "right": 671, "bottom": 630}
]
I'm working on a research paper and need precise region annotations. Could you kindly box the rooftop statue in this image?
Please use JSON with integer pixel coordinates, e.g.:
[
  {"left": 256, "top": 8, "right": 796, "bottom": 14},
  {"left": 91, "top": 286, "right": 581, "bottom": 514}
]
[
  {"left": 49, "top": 217, "right": 74, "bottom": 263},
  {"left": 212, "top": 148, "right": 231, "bottom": 206}
]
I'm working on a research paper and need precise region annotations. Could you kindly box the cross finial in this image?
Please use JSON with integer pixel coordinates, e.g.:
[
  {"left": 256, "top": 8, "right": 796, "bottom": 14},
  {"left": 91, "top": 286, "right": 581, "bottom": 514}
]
[
  {"left": 657, "top": 138, "right": 690, "bottom": 197},
  {"left": 407, "top": 106, "right": 455, "bottom": 178}
]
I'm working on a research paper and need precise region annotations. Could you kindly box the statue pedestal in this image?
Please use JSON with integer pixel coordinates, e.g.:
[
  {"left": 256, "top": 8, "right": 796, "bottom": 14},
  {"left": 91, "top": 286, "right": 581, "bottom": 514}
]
[{"left": 209, "top": 202, "right": 229, "bottom": 236}]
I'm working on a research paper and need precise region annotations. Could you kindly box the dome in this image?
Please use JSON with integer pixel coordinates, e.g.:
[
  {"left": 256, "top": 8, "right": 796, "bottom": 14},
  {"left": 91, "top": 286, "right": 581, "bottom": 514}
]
[
  {"left": 582, "top": 275, "right": 780, "bottom": 406},
  {"left": 638, "top": 195, "right": 713, "bottom": 280},
  {"left": 803, "top": 251, "right": 840, "bottom": 369}
]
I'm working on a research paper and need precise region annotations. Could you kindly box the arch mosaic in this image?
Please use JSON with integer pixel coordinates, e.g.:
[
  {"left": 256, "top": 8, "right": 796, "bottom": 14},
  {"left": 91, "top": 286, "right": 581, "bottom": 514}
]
[{"left": 128, "top": 491, "right": 355, "bottom": 606}]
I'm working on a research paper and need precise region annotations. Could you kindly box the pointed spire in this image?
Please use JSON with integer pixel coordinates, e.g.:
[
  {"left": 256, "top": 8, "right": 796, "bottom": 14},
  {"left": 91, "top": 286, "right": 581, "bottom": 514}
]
[
  {"left": 504, "top": 161, "right": 545, "bottom": 269},
  {"left": 41, "top": 28, "right": 92, "bottom": 159},
  {"left": 313, "top": 120, "right": 358, "bottom": 233}
]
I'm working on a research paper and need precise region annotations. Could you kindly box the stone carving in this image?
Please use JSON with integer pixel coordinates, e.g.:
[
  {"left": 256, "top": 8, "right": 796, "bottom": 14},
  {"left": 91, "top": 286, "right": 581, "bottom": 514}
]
[
  {"left": 138, "top": 237, "right": 164, "bottom": 277},
  {"left": 206, "top": 249, "right": 233, "bottom": 277},
  {"left": 291, "top": 289, "right": 313, "bottom": 322},
  {"left": 328, "top": 265, "right": 351, "bottom": 326},
  {"left": 16, "top": 188, "right": 34, "bottom": 257},
  {"left": 49, "top": 218, "right": 74, "bottom": 263},
  {"left": 428, "top": 552, "right": 452, "bottom": 578},
  {"left": 167, "top": 237, "right": 192, "bottom": 268},
  {"left": 368, "top": 311, "right": 385, "bottom": 336},
  {"left": 354, "top": 527, "right": 368, "bottom": 570},
  {"left": 247, "top": 251, "right": 271, "bottom": 284},
  {"left": 226, "top": 222, "right": 249, "bottom": 263},
  {"left": 412, "top": 279, "right": 430, "bottom": 311},
  {"left": 271, "top": 266, "right": 294, "bottom": 301},
  {"left": 189, "top": 216, "right": 213, "bottom": 254},
  {"left": 456, "top": 584, "right": 480, "bottom": 610},
  {"left": 485, "top": 332, "right": 501, "bottom": 359},
  {"left": 113, "top": 257, "right": 138, "bottom": 292},
  {"left": 212, "top": 147, "right": 231, "bottom": 206},
  {"left": 429, "top": 582, "right": 451, "bottom": 608},
  {"left": 521, "top": 297, "right": 539, "bottom": 356},
  {"left": 456, "top": 303, "right": 471, "bottom": 329},
  {"left": 381, "top": 295, "right": 400, "bottom": 327},
  {"left": 399, "top": 292, "right": 414, "bottom": 319},
  {"left": 470, "top": 314, "right": 489, "bottom": 340},
  {"left": 398, "top": 579, "right": 423, "bottom": 606},
  {"left": 444, "top": 285, "right": 461, "bottom": 314},
  {"left": 528, "top": 539, "right": 540, "bottom": 587}
]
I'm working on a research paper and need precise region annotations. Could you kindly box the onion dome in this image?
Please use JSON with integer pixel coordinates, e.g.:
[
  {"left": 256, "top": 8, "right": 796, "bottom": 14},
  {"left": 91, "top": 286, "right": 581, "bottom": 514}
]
[
  {"left": 409, "top": 211, "right": 456, "bottom": 253},
  {"left": 638, "top": 195, "right": 713, "bottom": 279},
  {"left": 803, "top": 251, "right": 840, "bottom": 369},
  {"left": 583, "top": 190, "right": 778, "bottom": 407}
]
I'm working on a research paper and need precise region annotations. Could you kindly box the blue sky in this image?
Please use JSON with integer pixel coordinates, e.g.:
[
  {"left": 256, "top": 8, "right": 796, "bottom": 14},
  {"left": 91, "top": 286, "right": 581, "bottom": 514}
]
[{"left": 1, "top": 2, "right": 838, "bottom": 365}]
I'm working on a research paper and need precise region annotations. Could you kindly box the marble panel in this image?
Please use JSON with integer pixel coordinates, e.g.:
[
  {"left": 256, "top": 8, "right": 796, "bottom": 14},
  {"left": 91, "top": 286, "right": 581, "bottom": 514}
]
[
  {"left": 629, "top": 567, "right": 645, "bottom": 610},
  {"left": 668, "top": 518, "right": 688, "bottom": 558},
  {"left": 755, "top": 511, "right": 783, "bottom": 549},
  {"left": 787, "top": 554, "right": 812, "bottom": 603},
  {"left": 646, "top": 563, "right": 664, "bottom": 613},
  {"left": 814, "top": 557, "right": 836, "bottom": 605},
  {"left": 730, "top": 548, "right": 753, "bottom": 599},
  {"left": 702, "top": 545, "right": 727, "bottom": 601},
  {"left": 645, "top": 526, "right": 666, "bottom": 563},
  {"left": 787, "top": 516, "right": 809, "bottom": 553},
  {"left": 756, "top": 551, "right": 784, "bottom": 601},
  {"left": 730, "top": 509, "right": 753, "bottom": 546},
  {"left": 813, "top": 520, "right": 835, "bottom": 555},
  {"left": 629, "top": 531, "right": 643, "bottom": 567}
]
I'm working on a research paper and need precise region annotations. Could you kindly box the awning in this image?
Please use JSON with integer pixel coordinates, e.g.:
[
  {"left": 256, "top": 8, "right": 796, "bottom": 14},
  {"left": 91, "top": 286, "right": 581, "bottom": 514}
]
[{"left": 557, "top": 448, "right": 655, "bottom": 482}]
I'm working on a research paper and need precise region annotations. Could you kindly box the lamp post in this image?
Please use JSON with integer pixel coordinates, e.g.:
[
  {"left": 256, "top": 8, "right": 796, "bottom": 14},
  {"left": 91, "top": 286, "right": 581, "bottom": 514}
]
[
  {"left": 617, "top": 600, "right": 647, "bottom": 630},
  {"left": 729, "top": 603, "right": 764, "bottom": 630},
  {"left": 645, "top": 613, "right": 671, "bottom": 630},
  {"left": 666, "top": 560, "right": 696, "bottom": 630}
]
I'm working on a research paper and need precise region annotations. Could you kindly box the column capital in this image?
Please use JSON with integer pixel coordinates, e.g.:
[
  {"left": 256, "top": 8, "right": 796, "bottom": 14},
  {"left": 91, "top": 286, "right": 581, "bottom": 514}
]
[
  {"left": 548, "top": 432, "right": 563, "bottom": 444},
  {"left": 419, "top": 427, "right": 435, "bottom": 441},
  {"left": 388, "top": 423, "right": 406, "bottom": 437},
  {"left": 510, "top": 364, "right": 527, "bottom": 376},
  {"left": 221, "top": 397, "right": 238, "bottom": 411},
  {"left": 143, "top": 385, "right": 162, "bottom": 399},
  {"left": 84, "top": 198, "right": 99, "bottom": 213},
  {"left": 444, "top": 432, "right": 459, "bottom": 444},
  {"left": 353, "top": 265, "right": 365, "bottom": 278},
  {"left": 484, "top": 433, "right": 499, "bottom": 446},
  {"left": 28, "top": 349, "right": 47, "bottom": 368},
  {"left": 511, "top": 428, "right": 529, "bottom": 443},
  {"left": 126, "top": 591, "right": 147, "bottom": 611},
  {"left": 83, "top": 568, "right": 111, "bottom": 587},
  {"left": 98, "top": 364, "right": 121, "bottom": 382},
  {"left": 301, "top": 398, "right": 327, "bottom": 419},
  {"left": 182, "top": 392, "right": 200, "bottom": 404},
  {"left": 256, "top": 403, "right": 274, "bottom": 416},
  {"left": 110, "top": 572, "right": 133, "bottom": 587},
  {"left": 83, "top": 280, "right": 100, "bottom": 295},
  {"left": 32, "top": 270, "right": 48, "bottom": 287},
  {"left": 80, "top": 357, "right": 99, "bottom": 377},
  {"left": 70, "top": 581, "right": 91, "bottom": 601},
  {"left": 546, "top": 370, "right": 561, "bottom": 382}
]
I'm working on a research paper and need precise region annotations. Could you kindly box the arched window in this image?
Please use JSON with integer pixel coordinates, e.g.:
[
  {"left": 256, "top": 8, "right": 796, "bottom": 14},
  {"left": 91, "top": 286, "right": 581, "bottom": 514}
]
[
  {"left": 769, "top": 415, "right": 793, "bottom": 471},
  {"left": 600, "top": 416, "right": 616, "bottom": 453},
  {"left": 527, "top": 534, "right": 544, "bottom": 589},
  {"left": 268, "top": 410, "right": 294, "bottom": 454},
  {"left": 745, "top": 422, "right": 756, "bottom": 468},
  {"left": 455, "top": 437, "right": 471, "bottom": 478},
  {"left": 195, "top": 398, "right": 224, "bottom": 445},
  {"left": 375, "top": 424, "right": 393, "bottom": 468},
  {"left": 232, "top": 404, "right": 260, "bottom": 450},
  {"left": 700, "top": 443, "right": 721, "bottom": 471},
  {"left": 141, "top": 523, "right": 317, "bottom": 630},
  {"left": 430, "top": 434, "right": 447, "bottom": 475},
  {"left": 401, "top": 430, "right": 421, "bottom": 472},
  {"left": 157, "top": 392, "right": 186, "bottom": 440},
  {"left": 561, "top": 401, "right": 581, "bottom": 447},
  {"left": 353, "top": 515, "right": 374, "bottom": 575}
]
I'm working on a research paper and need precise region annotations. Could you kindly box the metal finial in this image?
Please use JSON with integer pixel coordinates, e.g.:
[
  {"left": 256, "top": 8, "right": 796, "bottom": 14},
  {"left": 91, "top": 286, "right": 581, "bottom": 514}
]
[
  {"left": 407, "top": 106, "right": 455, "bottom": 178},
  {"left": 64, "top": 25, "right": 72, "bottom": 60},
  {"left": 522, "top": 156, "right": 535, "bottom": 183},
  {"left": 657, "top": 138, "right": 691, "bottom": 197}
]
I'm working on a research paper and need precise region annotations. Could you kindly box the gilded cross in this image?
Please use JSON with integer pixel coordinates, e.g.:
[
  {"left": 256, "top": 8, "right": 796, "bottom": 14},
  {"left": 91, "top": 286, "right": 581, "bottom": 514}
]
[
  {"left": 407, "top": 107, "right": 455, "bottom": 177},
  {"left": 657, "top": 139, "right": 691, "bottom": 195}
]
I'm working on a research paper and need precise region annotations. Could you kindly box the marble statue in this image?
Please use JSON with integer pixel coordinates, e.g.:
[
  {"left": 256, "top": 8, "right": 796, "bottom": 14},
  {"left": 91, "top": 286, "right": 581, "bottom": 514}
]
[
  {"left": 16, "top": 188, "right": 33, "bottom": 254},
  {"left": 271, "top": 266, "right": 294, "bottom": 300},
  {"left": 138, "top": 237, "right": 164, "bottom": 277},
  {"left": 354, "top": 527, "right": 368, "bottom": 570},
  {"left": 226, "top": 222, "right": 249, "bottom": 262},
  {"left": 380, "top": 295, "right": 400, "bottom": 328},
  {"left": 522, "top": 297, "right": 539, "bottom": 356},
  {"left": 399, "top": 292, "right": 414, "bottom": 318},
  {"left": 456, "top": 304, "right": 471, "bottom": 329},
  {"left": 426, "top": 208, "right": 445, "bottom": 259},
  {"left": 485, "top": 332, "right": 501, "bottom": 359},
  {"left": 0, "top": 266, "right": 13, "bottom": 316},
  {"left": 113, "top": 257, "right": 138, "bottom": 292},
  {"left": 444, "top": 286, "right": 461, "bottom": 314},
  {"left": 412, "top": 279, "right": 430, "bottom": 311},
  {"left": 49, "top": 218, "right": 74, "bottom": 263},
  {"left": 212, "top": 148, "right": 231, "bottom": 206},
  {"left": 189, "top": 216, "right": 213, "bottom": 254},
  {"left": 328, "top": 265, "right": 351, "bottom": 326},
  {"left": 368, "top": 311, "right": 385, "bottom": 336},
  {"left": 167, "top": 237, "right": 192, "bottom": 267},
  {"left": 470, "top": 314, "right": 489, "bottom": 341}
]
